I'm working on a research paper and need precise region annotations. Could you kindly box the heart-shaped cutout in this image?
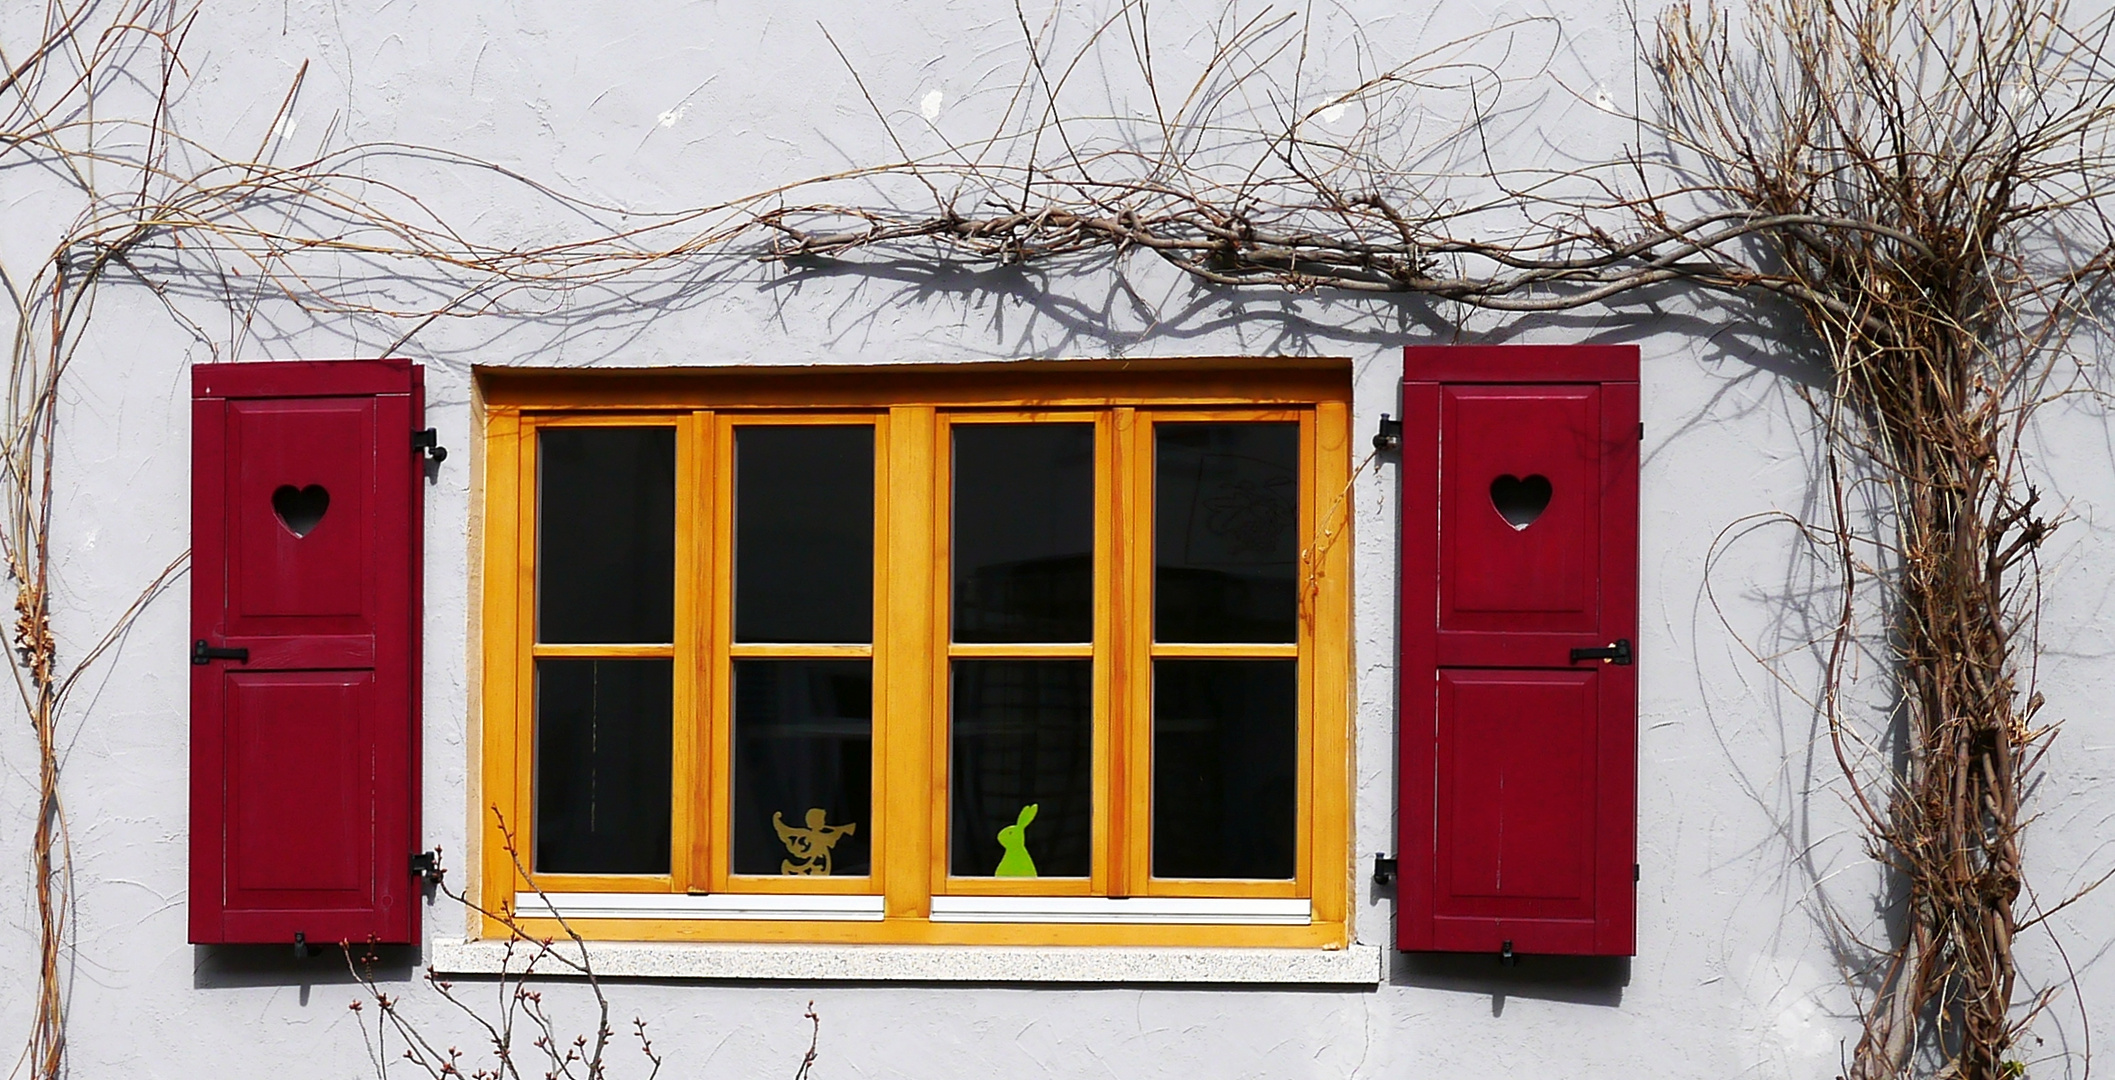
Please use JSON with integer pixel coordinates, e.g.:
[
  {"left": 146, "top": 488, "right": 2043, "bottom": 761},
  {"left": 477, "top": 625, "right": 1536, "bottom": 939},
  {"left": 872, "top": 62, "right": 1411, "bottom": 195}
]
[
  {"left": 272, "top": 484, "right": 330, "bottom": 537},
  {"left": 1489, "top": 474, "right": 1552, "bottom": 530}
]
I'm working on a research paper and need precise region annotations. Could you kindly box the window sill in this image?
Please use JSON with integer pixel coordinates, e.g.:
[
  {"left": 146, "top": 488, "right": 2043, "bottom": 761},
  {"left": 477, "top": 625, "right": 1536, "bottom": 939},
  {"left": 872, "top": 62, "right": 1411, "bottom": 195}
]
[{"left": 427, "top": 938, "right": 1385, "bottom": 985}]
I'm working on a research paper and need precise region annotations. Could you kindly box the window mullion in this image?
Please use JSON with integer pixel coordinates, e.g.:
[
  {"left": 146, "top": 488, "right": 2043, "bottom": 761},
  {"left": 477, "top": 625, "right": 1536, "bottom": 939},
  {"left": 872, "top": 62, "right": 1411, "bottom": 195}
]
[
  {"left": 701, "top": 414, "right": 736, "bottom": 894},
  {"left": 675, "top": 410, "right": 713, "bottom": 894},
  {"left": 1108, "top": 407, "right": 1156, "bottom": 899},
  {"left": 877, "top": 406, "right": 933, "bottom": 917},
  {"left": 1089, "top": 411, "right": 1117, "bottom": 897}
]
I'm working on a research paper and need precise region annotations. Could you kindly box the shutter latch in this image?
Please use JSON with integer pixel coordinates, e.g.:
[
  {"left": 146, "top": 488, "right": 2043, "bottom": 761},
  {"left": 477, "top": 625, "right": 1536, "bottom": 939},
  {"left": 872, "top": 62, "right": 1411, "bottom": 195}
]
[
  {"left": 1569, "top": 639, "right": 1632, "bottom": 666},
  {"left": 191, "top": 640, "right": 249, "bottom": 665}
]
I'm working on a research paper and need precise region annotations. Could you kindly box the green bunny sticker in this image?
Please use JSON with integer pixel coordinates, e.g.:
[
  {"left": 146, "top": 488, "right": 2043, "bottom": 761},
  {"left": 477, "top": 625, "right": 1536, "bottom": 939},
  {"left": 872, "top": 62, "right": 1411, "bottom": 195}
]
[{"left": 994, "top": 803, "right": 1039, "bottom": 877}]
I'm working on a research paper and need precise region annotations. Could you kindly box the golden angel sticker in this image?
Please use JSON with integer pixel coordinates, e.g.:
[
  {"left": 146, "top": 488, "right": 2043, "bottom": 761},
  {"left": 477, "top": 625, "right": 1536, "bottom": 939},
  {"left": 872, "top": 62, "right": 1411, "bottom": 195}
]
[{"left": 773, "top": 808, "right": 857, "bottom": 876}]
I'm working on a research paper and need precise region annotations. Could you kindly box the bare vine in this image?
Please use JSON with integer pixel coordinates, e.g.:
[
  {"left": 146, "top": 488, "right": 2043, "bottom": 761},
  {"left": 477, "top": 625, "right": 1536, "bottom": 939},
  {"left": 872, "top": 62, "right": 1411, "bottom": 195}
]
[
  {"left": 1, "top": 2, "right": 2110, "bottom": 1079},
  {"left": 345, "top": 822, "right": 667, "bottom": 1080}
]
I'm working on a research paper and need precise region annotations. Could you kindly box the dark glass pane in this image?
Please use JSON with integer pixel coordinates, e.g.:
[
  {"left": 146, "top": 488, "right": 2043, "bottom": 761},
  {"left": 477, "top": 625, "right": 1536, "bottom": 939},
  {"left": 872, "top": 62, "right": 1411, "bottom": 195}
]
[
  {"left": 534, "top": 659, "right": 673, "bottom": 874},
  {"left": 537, "top": 428, "right": 676, "bottom": 644},
  {"left": 1154, "top": 423, "right": 1299, "bottom": 643},
  {"left": 732, "top": 660, "right": 872, "bottom": 876},
  {"left": 1151, "top": 659, "right": 1296, "bottom": 879},
  {"left": 953, "top": 424, "right": 1095, "bottom": 643},
  {"left": 734, "top": 426, "right": 875, "bottom": 643},
  {"left": 949, "top": 660, "right": 1093, "bottom": 877}
]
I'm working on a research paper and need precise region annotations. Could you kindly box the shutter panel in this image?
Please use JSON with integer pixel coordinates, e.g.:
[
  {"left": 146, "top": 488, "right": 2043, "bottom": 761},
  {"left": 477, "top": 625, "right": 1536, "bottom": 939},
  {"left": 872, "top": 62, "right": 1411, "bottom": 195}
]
[
  {"left": 190, "top": 360, "right": 424, "bottom": 946},
  {"left": 1396, "top": 345, "right": 1638, "bottom": 956}
]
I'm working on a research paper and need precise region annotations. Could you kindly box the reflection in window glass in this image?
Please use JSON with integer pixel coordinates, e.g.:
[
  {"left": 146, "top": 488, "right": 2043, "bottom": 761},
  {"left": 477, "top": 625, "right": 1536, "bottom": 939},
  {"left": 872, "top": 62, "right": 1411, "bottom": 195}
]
[
  {"left": 537, "top": 428, "right": 676, "bottom": 644},
  {"left": 534, "top": 659, "right": 673, "bottom": 874},
  {"left": 732, "top": 660, "right": 873, "bottom": 876},
  {"left": 952, "top": 424, "right": 1095, "bottom": 643},
  {"left": 950, "top": 660, "right": 1092, "bottom": 877},
  {"left": 1154, "top": 423, "right": 1298, "bottom": 643},
  {"left": 1151, "top": 659, "right": 1296, "bottom": 879},
  {"left": 735, "top": 426, "right": 874, "bottom": 644}
]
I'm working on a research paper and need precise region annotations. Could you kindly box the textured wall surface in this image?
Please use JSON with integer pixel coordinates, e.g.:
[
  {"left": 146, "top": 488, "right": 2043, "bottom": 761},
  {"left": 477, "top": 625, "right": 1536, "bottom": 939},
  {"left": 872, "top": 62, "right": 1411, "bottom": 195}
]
[{"left": 2, "top": 1, "right": 2111, "bottom": 1077}]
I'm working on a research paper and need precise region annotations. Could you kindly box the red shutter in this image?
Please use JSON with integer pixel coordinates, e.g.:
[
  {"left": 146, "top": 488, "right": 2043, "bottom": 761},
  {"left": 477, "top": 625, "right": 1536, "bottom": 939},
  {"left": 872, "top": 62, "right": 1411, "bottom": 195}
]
[
  {"left": 190, "top": 360, "right": 424, "bottom": 946},
  {"left": 1397, "top": 345, "right": 1638, "bottom": 956}
]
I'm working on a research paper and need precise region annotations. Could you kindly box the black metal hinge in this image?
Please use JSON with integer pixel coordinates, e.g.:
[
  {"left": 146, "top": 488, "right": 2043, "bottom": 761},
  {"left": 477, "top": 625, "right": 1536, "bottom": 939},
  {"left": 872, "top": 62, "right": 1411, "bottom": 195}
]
[
  {"left": 412, "top": 428, "right": 448, "bottom": 463},
  {"left": 1372, "top": 854, "right": 1398, "bottom": 886},
  {"left": 191, "top": 640, "right": 249, "bottom": 665},
  {"left": 1569, "top": 638, "right": 1633, "bottom": 666},
  {"left": 410, "top": 849, "right": 446, "bottom": 885},
  {"left": 1372, "top": 414, "right": 1403, "bottom": 452}
]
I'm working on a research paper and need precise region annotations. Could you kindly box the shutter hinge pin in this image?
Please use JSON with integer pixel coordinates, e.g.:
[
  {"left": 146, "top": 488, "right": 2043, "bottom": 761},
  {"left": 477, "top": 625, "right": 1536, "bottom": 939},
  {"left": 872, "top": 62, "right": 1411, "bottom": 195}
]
[
  {"left": 412, "top": 428, "right": 448, "bottom": 463},
  {"left": 1371, "top": 853, "right": 1398, "bottom": 886},
  {"left": 1372, "top": 414, "right": 1403, "bottom": 452},
  {"left": 411, "top": 848, "right": 446, "bottom": 886}
]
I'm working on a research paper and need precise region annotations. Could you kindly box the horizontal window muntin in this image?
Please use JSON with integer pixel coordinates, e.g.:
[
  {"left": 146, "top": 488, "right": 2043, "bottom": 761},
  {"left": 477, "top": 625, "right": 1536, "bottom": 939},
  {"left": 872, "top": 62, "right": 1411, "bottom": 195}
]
[{"left": 481, "top": 371, "right": 1349, "bottom": 945}]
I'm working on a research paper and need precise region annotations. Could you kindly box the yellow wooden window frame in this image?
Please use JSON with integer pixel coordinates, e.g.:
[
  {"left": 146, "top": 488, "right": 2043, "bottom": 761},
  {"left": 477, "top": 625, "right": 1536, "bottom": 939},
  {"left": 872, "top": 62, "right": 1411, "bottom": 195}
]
[{"left": 476, "top": 363, "right": 1353, "bottom": 947}]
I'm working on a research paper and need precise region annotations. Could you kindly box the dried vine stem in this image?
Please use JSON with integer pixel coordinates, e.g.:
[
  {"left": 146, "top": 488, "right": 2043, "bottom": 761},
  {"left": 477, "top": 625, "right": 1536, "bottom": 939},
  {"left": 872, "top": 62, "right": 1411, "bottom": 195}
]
[
  {"left": 1649, "top": 4, "right": 2113, "bottom": 1077},
  {"left": 3, "top": 2, "right": 2112, "bottom": 1079},
  {"left": 346, "top": 821, "right": 669, "bottom": 1080}
]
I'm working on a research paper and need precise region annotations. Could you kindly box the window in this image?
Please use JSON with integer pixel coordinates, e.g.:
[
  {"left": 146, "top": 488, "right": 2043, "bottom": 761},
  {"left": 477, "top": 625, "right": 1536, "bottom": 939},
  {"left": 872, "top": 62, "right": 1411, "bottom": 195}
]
[{"left": 477, "top": 362, "right": 1351, "bottom": 947}]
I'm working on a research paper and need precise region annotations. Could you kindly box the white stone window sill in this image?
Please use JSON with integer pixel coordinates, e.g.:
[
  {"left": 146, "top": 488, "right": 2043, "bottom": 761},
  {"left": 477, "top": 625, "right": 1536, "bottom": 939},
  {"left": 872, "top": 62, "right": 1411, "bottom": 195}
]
[{"left": 427, "top": 938, "right": 1386, "bottom": 985}]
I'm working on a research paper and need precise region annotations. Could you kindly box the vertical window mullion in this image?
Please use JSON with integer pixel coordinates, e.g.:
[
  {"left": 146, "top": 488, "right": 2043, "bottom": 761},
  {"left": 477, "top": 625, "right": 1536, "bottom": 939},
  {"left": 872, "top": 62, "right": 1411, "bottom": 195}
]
[
  {"left": 1090, "top": 411, "right": 1117, "bottom": 896},
  {"left": 703, "top": 415, "right": 736, "bottom": 894},
  {"left": 1111, "top": 407, "right": 1156, "bottom": 898},
  {"left": 878, "top": 406, "right": 931, "bottom": 913},
  {"left": 675, "top": 410, "right": 713, "bottom": 894}
]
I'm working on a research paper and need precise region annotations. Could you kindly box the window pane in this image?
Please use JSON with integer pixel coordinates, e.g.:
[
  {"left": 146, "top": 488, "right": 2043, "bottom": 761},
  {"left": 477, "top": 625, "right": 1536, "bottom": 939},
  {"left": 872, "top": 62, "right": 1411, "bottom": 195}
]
[
  {"left": 534, "top": 659, "right": 673, "bottom": 874},
  {"left": 537, "top": 427, "right": 676, "bottom": 644},
  {"left": 734, "top": 426, "right": 874, "bottom": 643},
  {"left": 949, "top": 660, "right": 1092, "bottom": 878},
  {"left": 1154, "top": 423, "right": 1299, "bottom": 643},
  {"left": 1151, "top": 659, "right": 1296, "bottom": 879},
  {"left": 951, "top": 424, "right": 1095, "bottom": 643},
  {"left": 732, "top": 660, "right": 872, "bottom": 877}
]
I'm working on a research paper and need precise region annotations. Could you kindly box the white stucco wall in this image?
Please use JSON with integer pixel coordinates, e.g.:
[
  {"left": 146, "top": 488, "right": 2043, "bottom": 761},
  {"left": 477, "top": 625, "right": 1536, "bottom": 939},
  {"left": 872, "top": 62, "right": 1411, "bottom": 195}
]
[{"left": 1, "top": 1, "right": 2111, "bottom": 1077}]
